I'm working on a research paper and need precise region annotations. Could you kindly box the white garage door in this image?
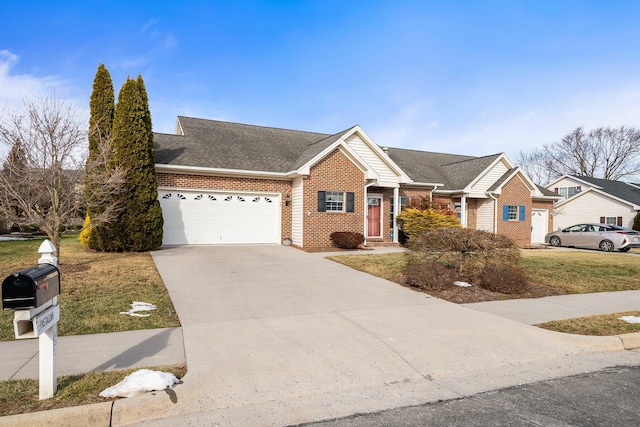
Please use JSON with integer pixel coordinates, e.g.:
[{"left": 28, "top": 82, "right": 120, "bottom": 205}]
[{"left": 159, "top": 189, "right": 281, "bottom": 245}]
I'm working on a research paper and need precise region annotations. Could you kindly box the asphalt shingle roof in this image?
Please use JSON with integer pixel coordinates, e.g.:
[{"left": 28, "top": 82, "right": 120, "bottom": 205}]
[
  {"left": 154, "top": 116, "right": 508, "bottom": 191},
  {"left": 385, "top": 147, "right": 501, "bottom": 190},
  {"left": 570, "top": 175, "right": 640, "bottom": 205},
  {"left": 155, "top": 116, "right": 332, "bottom": 172}
]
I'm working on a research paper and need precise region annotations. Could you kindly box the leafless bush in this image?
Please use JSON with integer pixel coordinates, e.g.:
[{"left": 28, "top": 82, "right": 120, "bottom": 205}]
[
  {"left": 477, "top": 264, "right": 529, "bottom": 294},
  {"left": 405, "top": 259, "right": 457, "bottom": 291},
  {"left": 408, "top": 228, "right": 520, "bottom": 282},
  {"left": 330, "top": 231, "right": 365, "bottom": 249}
]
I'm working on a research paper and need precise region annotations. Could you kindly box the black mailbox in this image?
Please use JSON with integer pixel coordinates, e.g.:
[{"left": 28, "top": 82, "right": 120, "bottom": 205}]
[{"left": 2, "top": 264, "right": 60, "bottom": 310}]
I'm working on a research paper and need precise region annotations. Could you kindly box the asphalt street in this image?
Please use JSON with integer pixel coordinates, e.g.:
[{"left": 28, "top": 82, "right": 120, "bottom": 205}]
[{"left": 299, "top": 363, "right": 640, "bottom": 427}]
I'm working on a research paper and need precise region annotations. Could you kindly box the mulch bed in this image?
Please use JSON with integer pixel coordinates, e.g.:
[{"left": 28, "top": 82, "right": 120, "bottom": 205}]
[{"left": 392, "top": 276, "right": 565, "bottom": 304}]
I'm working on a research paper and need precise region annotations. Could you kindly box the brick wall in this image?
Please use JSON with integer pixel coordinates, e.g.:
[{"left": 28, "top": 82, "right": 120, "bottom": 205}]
[
  {"left": 156, "top": 172, "right": 293, "bottom": 242},
  {"left": 496, "top": 176, "right": 533, "bottom": 246},
  {"left": 302, "top": 149, "right": 365, "bottom": 247}
]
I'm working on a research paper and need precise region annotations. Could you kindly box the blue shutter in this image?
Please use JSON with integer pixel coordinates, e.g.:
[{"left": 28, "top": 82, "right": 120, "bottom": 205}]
[
  {"left": 519, "top": 205, "right": 525, "bottom": 221},
  {"left": 318, "top": 191, "right": 326, "bottom": 212},
  {"left": 346, "top": 192, "right": 355, "bottom": 212},
  {"left": 503, "top": 205, "right": 509, "bottom": 221}
]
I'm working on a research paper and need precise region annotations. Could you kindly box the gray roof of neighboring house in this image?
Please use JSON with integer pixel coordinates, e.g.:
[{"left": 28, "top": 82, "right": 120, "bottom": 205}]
[
  {"left": 154, "top": 116, "right": 509, "bottom": 191},
  {"left": 569, "top": 175, "right": 640, "bottom": 205}
]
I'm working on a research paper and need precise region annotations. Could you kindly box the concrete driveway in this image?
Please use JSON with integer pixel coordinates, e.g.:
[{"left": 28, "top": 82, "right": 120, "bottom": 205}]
[{"left": 115, "top": 245, "right": 640, "bottom": 426}]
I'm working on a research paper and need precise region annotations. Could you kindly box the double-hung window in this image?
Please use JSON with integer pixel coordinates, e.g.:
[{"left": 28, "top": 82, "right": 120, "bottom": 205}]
[
  {"left": 555, "top": 186, "right": 580, "bottom": 200},
  {"left": 503, "top": 205, "right": 525, "bottom": 221},
  {"left": 325, "top": 191, "right": 344, "bottom": 211},
  {"left": 317, "top": 191, "right": 355, "bottom": 213}
]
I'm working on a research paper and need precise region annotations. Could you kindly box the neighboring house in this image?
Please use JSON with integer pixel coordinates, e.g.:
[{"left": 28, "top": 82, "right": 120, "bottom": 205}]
[
  {"left": 154, "top": 117, "right": 557, "bottom": 247},
  {"left": 546, "top": 175, "right": 640, "bottom": 230}
]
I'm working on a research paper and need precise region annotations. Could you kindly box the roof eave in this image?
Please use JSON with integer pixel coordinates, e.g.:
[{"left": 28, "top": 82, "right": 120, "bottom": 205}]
[{"left": 155, "top": 164, "right": 293, "bottom": 180}]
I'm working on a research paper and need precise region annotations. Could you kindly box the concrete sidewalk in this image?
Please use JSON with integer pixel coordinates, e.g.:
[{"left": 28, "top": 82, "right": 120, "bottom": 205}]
[
  {"left": 1, "top": 245, "right": 640, "bottom": 427},
  {"left": 463, "top": 290, "right": 640, "bottom": 325},
  {"left": 0, "top": 328, "right": 184, "bottom": 381}
]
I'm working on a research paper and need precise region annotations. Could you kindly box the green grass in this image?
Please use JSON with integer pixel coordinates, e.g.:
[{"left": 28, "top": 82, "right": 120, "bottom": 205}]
[
  {"left": 0, "top": 234, "right": 180, "bottom": 341},
  {"left": 536, "top": 311, "right": 640, "bottom": 336},
  {"left": 0, "top": 365, "right": 186, "bottom": 417}
]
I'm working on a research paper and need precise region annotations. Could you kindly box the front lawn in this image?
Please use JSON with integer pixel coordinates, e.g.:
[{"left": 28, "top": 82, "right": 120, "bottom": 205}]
[
  {"left": 328, "top": 248, "right": 640, "bottom": 302},
  {"left": 0, "top": 234, "right": 179, "bottom": 341}
]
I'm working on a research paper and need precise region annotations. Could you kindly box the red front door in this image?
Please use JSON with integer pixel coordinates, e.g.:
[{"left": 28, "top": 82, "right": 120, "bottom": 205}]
[{"left": 367, "top": 197, "right": 381, "bottom": 237}]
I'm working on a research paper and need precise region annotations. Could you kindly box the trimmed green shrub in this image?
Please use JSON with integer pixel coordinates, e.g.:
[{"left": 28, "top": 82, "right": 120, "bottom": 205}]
[{"left": 330, "top": 231, "right": 365, "bottom": 249}]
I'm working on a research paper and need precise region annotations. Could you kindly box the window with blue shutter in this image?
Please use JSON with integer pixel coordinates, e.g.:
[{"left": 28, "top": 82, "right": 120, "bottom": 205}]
[{"left": 503, "top": 205, "right": 521, "bottom": 221}]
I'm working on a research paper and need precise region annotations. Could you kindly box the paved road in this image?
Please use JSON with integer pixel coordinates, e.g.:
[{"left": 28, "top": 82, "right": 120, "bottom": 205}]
[{"left": 301, "top": 363, "right": 640, "bottom": 426}]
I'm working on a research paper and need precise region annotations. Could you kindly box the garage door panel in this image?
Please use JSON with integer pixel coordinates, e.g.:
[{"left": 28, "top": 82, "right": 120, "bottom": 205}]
[{"left": 159, "top": 190, "right": 280, "bottom": 245}]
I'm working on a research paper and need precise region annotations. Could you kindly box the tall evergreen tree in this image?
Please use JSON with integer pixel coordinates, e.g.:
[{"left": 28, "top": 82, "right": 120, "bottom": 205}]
[
  {"left": 102, "top": 76, "right": 162, "bottom": 251},
  {"left": 84, "top": 64, "right": 115, "bottom": 248},
  {"left": 127, "top": 75, "right": 163, "bottom": 250}
]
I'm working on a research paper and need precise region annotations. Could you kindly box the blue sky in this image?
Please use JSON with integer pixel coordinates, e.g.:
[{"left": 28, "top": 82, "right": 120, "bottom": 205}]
[{"left": 2, "top": 1, "right": 640, "bottom": 161}]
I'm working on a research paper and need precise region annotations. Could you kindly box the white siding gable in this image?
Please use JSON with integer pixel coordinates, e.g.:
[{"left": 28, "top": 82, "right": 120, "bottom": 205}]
[
  {"left": 552, "top": 191, "right": 636, "bottom": 230},
  {"left": 469, "top": 158, "right": 510, "bottom": 194},
  {"left": 345, "top": 133, "right": 400, "bottom": 185},
  {"left": 548, "top": 177, "right": 594, "bottom": 192}
]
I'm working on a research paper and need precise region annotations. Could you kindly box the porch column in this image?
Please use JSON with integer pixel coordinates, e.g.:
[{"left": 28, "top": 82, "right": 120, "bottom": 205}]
[
  {"left": 364, "top": 186, "right": 369, "bottom": 245},
  {"left": 392, "top": 187, "right": 399, "bottom": 243},
  {"left": 461, "top": 195, "right": 467, "bottom": 228}
]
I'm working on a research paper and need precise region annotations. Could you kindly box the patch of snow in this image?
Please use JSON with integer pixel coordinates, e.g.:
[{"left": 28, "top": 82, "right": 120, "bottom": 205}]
[
  {"left": 119, "top": 301, "right": 157, "bottom": 317},
  {"left": 99, "top": 369, "right": 179, "bottom": 398},
  {"left": 453, "top": 281, "right": 472, "bottom": 287},
  {"left": 619, "top": 316, "right": 640, "bottom": 324}
]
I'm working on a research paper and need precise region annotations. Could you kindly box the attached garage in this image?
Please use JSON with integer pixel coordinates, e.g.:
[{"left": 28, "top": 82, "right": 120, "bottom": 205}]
[{"left": 158, "top": 189, "right": 281, "bottom": 245}]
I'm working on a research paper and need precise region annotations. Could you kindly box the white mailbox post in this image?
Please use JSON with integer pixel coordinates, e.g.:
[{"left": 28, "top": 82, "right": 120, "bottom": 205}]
[
  {"left": 2, "top": 239, "right": 60, "bottom": 400},
  {"left": 36, "top": 239, "right": 59, "bottom": 400}
]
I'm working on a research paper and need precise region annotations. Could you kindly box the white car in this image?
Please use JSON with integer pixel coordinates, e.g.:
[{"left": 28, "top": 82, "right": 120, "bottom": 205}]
[{"left": 545, "top": 223, "right": 640, "bottom": 252}]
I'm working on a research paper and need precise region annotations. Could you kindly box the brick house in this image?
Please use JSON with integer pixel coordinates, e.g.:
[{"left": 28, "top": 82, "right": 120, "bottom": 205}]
[{"left": 154, "top": 117, "right": 558, "bottom": 247}]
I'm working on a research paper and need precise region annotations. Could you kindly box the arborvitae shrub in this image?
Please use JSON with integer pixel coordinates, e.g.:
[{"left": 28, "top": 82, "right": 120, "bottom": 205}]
[{"left": 330, "top": 231, "right": 365, "bottom": 249}]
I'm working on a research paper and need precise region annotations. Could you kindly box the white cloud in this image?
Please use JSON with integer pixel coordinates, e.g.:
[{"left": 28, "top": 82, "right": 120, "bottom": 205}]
[{"left": 0, "top": 50, "right": 62, "bottom": 104}]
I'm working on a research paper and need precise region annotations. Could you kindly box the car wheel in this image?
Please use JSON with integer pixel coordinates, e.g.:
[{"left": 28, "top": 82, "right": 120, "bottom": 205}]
[
  {"left": 619, "top": 247, "right": 631, "bottom": 252},
  {"left": 549, "top": 236, "right": 561, "bottom": 247},
  {"left": 599, "top": 240, "right": 614, "bottom": 252}
]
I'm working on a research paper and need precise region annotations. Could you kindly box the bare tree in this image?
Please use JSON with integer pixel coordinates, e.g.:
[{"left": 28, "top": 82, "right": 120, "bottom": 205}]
[
  {"left": 517, "top": 126, "right": 640, "bottom": 183},
  {"left": 0, "top": 97, "right": 126, "bottom": 259},
  {"left": 515, "top": 148, "right": 554, "bottom": 186}
]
